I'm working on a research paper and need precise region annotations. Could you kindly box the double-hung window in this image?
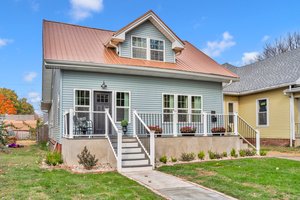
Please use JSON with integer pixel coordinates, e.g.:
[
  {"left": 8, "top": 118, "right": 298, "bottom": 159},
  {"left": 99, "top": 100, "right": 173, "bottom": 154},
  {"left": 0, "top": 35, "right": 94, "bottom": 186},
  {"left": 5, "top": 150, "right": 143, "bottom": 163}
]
[
  {"left": 178, "top": 95, "right": 188, "bottom": 122},
  {"left": 191, "top": 96, "right": 202, "bottom": 122},
  {"left": 163, "top": 94, "right": 174, "bottom": 122},
  {"left": 257, "top": 99, "right": 268, "bottom": 126},
  {"left": 116, "top": 92, "right": 130, "bottom": 122},
  {"left": 74, "top": 90, "right": 90, "bottom": 119},
  {"left": 132, "top": 37, "right": 165, "bottom": 61},
  {"left": 132, "top": 36, "right": 147, "bottom": 59},
  {"left": 150, "top": 39, "right": 164, "bottom": 61}
]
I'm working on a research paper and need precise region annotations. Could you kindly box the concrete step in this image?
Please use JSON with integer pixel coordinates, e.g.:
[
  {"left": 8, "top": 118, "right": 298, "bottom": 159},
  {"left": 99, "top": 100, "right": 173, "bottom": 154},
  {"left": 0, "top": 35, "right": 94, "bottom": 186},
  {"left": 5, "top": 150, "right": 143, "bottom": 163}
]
[
  {"left": 122, "top": 159, "right": 149, "bottom": 166},
  {"left": 122, "top": 153, "right": 145, "bottom": 160},
  {"left": 122, "top": 147, "right": 142, "bottom": 153},
  {"left": 110, "top": 138, "right": 137, "bottom": 143},
  {"left": 121, "top": 165, "right": 153, "bottom": 172},
  {"left": 113, "top": 142, "right": 139, "bottom": 148}
]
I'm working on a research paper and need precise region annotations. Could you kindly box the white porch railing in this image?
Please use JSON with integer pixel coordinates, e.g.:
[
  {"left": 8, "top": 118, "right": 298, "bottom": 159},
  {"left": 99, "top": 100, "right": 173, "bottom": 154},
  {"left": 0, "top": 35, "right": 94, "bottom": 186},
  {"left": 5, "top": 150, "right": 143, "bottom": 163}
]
[
  {"left": 133, "top": 110, "right": 155, "bottom": 169},
  {"left": 135, "top": 111, "right": 261, "bottom": 155},
  {"left": 63, "top": 109, "right": 122, "bottom": 171}
]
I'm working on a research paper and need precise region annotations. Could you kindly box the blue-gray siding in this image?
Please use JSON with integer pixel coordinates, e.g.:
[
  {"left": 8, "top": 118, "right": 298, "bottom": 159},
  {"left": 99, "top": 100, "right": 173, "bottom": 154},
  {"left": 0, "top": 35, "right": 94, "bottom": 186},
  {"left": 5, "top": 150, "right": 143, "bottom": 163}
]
[
  {"left": 58, "top": 70, "right": 223, "bottom": 140},
  {"left": 119, "top": 20, "right": 175, "bottom": 63}
]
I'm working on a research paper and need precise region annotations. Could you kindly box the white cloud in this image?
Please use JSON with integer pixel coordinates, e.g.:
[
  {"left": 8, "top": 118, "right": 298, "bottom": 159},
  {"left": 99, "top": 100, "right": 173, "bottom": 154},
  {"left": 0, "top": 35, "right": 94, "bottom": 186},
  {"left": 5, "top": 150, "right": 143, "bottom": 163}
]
[
  {"left": 242, "top": 51, "right": 259, "bottom": 65},
  {"left": 70, "top": 0, "right": 104, "bottom": 21},
  {"left": 30, "top": 0, "right": 39, "bottom": 12},
  {"left": 0, "top": 38, "right": 13, "bottom": 48},
  {"left": 262, "top": 35, "right": 270, "bottom": 42},
  {"left": 202, "top": 31, "right": 236, "bottom": 57},
  {"left": 24, "top": 72, "right": 37, "bottom": 82},
  {"left": 28, "top": 92, "right": 41, "bottom": 103}
]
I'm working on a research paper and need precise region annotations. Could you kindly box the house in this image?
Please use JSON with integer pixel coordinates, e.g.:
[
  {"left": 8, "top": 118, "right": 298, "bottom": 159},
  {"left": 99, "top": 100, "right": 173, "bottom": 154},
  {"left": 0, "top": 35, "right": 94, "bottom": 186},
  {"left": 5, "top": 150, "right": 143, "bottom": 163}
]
[
  {"left": 223, "top": 48, "right": 300, "bottom": 147},
  {"left": 41, "top": 10, "right": 258, "bottom": 172}
]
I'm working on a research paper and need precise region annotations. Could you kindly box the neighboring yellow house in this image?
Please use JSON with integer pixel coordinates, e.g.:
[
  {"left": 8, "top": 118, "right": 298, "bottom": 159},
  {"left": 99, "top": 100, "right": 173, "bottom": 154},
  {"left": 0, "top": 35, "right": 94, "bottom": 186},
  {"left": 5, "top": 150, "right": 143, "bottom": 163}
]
[{"left": 223, "top": 49, "right": 300, "bottom": 147}]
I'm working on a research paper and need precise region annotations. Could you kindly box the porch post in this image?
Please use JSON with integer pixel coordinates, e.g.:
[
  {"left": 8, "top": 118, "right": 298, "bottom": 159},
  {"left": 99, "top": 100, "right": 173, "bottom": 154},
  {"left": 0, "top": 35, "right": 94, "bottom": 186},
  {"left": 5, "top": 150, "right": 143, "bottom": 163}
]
[
  {"left": 256, "top": 129, "right": 260, "bottom": 155},
  {"left": 150, "top": 130, "right": 155, "bottom": 169},
  {"left": 173, "top": 110, "right": 178, "bottom": 137},
  {"left": 132, "top": 110, "right": 137, "bottom": 137},
  {"left": 117, "top": 130, "right": 122, "bottom": 172},
  {"left": 203, "top": 112, "right": 207, "bottom": 136},
  {"left": 69, "top": 109, "right": 74, "bottom": 139},
  {"left": 234, "top": 112, "right": 238, "bottom": 135},
  {"left": 105, "top": 108, "right": 109, "bottom": 138},
  {"left": 289, "top": 93, "right": 295, "bottom": 147}
]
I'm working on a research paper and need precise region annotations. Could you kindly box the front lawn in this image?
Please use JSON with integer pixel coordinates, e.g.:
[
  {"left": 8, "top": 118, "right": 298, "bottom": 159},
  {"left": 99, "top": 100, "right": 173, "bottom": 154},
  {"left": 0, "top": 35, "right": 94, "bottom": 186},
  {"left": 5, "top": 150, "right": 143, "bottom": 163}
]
[
  {"left": 0, "top": 144, "right": 162, "bottom": 200},
  {"left": 159, "top": 158, "right": 300, "bottom": 200}
]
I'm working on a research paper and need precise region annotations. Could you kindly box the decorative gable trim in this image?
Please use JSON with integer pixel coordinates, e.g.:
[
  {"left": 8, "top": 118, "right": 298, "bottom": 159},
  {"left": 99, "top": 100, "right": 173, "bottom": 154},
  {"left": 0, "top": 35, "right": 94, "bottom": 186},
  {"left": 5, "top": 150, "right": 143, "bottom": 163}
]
[{"left": 108, "top": 10, "right": 185, "bottom": 53}]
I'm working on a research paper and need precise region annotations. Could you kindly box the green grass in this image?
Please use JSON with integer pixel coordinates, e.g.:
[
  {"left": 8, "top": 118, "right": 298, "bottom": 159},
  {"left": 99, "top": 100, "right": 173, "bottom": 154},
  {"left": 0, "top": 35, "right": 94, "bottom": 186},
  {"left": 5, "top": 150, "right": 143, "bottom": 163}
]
[
  {"left": 261, "top": 145, "right": 300, "bottom": 153},
  {"left": 159, "top": 158, "right": 300, "bottom": 200},
  {"left": 0, "top": 145, "right": 162, "bottom": 200}
]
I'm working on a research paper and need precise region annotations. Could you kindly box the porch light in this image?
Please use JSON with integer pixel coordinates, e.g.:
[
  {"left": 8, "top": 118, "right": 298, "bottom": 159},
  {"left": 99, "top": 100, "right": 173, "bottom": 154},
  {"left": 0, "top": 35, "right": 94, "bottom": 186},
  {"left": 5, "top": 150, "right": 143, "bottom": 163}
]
[{"left": 101, "top": 81, "right": 107, "bottom": 89}]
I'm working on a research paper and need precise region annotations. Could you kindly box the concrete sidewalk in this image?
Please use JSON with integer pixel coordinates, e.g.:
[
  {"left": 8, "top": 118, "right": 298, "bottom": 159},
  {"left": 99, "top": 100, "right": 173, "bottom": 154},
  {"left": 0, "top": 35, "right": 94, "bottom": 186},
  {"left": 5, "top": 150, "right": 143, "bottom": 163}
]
[{"left": 123, "top": 170, "right": 235, "bottom": 200}]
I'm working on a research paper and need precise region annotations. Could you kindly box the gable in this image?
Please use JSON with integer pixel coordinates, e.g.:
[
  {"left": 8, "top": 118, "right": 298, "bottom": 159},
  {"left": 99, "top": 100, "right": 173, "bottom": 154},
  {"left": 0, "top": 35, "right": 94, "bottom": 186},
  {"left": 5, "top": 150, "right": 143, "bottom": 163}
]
[{"left": 119, "top": 20, "right": 175, "bottom": 63}]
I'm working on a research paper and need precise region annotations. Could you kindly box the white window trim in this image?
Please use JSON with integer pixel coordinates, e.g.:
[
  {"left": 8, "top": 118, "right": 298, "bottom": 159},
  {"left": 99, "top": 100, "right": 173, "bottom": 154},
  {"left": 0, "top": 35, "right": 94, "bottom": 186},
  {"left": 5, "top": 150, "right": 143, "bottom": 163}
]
[
  {"left": 131, "top": 35, "right": 165, "bottom": 62},
  {"left": 115, "top": 91, "right": 131, "bottom": 123},
  {"left": 73, "top": 89, "right": 92, "bottom": 112},
  {"left": 162, "top": 93, "right": 203, "bottom": 123},
  {"left": 256, "top": 98, "right": 269, "bottom": 127},
  {"left": 162, "top": 93, "right": 175, "bottom": 123}
]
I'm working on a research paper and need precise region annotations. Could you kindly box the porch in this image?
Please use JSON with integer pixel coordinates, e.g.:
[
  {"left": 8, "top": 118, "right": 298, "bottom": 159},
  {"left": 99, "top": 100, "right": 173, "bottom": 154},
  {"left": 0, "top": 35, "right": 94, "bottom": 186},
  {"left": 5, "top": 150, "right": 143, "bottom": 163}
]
[{"left": 62, "top": 109, "right": 260, "bottom": 172}]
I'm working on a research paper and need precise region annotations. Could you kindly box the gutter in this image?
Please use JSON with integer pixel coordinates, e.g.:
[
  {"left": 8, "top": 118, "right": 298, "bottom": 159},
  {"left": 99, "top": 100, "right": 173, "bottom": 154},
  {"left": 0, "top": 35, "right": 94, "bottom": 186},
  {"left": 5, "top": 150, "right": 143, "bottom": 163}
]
[
  {"left": 224, "top": 82, "right": 293, "bottom": 96},
  {"left": 44, "top": 59, "right": 239, "bottom": 83}
]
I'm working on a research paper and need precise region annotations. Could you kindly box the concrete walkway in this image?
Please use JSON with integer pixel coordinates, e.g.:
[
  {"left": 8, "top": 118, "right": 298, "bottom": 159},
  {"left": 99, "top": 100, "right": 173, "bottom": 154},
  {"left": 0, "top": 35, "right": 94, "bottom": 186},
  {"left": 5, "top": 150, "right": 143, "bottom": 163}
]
[
  {"left": 268, "top": 151, "right": 300, "bottom": 162},
  {"left": 123, "top": 170, "right": 235, "bottom": 200}
]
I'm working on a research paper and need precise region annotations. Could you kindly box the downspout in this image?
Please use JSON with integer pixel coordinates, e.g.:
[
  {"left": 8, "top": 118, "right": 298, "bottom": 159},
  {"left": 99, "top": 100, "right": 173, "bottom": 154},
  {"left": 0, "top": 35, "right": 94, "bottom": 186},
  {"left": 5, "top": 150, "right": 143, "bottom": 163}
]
[{"left": 289, "top": 85, "right": 295, "bottom": 147}]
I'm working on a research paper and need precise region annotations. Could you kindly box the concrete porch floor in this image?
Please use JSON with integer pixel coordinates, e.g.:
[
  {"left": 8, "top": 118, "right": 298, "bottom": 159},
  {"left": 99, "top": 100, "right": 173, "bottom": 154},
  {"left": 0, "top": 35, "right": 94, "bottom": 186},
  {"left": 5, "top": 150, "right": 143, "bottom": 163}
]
[{"left": 123, "top": 170, "right": 236, "bottom": 200}]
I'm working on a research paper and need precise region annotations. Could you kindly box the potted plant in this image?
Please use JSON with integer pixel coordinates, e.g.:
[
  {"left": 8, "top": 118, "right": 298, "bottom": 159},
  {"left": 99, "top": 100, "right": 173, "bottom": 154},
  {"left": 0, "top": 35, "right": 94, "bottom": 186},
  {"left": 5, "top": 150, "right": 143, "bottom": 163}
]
[
  {"left": 121, "top": 120, "right": 128, "bottom": 134},
  {"left": 148, "top": 125, "right": 162, "bottom": 137},
  {"left": 180, "top": 126, "right": 196, "bottom": 134},
  {"left": 211, "top": 127, "right": 226, "bottom": 134}
]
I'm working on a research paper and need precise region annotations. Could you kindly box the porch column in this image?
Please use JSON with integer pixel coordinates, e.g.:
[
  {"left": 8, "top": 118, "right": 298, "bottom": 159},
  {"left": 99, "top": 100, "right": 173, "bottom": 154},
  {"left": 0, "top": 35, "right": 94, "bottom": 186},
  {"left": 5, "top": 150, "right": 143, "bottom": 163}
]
[
  {"left": 69, "top": 109, "right": 74, "bottom": 139},
  {"left": 203, "top": 112, "right": 207, "bottom": 136},
  {"left": 234, "top": 112, "right": 238, "bottom": 135},
  {"left": 132, "top": 110, "right": 137, "bottom": 137},
  {"left": 290, "top": 93, "right": 295, "bottom": 147},
  {"left": 173, "top": 110, "right": 178, "bottom": 137},
  {"left": 105, "top": 108, "right": 109, "bottom": 138}
]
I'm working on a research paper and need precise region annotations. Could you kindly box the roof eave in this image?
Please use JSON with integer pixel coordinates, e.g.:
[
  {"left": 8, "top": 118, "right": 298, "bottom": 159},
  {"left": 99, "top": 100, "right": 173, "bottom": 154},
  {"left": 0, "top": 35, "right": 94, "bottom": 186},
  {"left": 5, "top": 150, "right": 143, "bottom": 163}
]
[{"left": 44, "top": 59, "right": 238, "bottom": 83}]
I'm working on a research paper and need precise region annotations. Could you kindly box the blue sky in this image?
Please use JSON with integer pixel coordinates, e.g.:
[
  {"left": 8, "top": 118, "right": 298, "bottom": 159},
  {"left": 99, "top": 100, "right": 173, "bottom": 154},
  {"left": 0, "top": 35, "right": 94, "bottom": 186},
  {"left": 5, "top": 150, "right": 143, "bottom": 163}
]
[{"left": 0, "top": 0, "right": 300, "bottom": 113}]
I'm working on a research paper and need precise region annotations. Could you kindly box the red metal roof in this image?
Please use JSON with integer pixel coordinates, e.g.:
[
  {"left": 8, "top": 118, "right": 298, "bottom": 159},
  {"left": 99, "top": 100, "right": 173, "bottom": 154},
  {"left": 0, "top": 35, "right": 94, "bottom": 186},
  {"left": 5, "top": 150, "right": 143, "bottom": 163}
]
[{"left": 43, "top": 20, "right": 238, "bottom": 79}]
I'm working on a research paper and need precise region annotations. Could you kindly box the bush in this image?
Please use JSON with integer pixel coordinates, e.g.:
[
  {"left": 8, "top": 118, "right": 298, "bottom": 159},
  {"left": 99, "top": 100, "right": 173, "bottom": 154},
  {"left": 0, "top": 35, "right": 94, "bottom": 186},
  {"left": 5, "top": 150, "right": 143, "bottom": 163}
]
[
  {"left": 181, "top": 152, "right": 195, "bottom": 161},
  {"left": 211, "top": 127, "right": 226, "bottom": 133},
  {"left": 239, "top": 149, "right": 246, "bottom": 157},
  {"left": 208, "top": 151, "right": 222, "bottom": 159},
  {"left": 245, "top": 149, "right": 256, "bottom": 156},
  {"left": 121, "top": 120, "right": 128, "bottom": 127},
  {"left": 260, "top": 150, "right": 267, "bottom": 156},
  {"left": 222, "top": 152, "right": 228, "bottom": 157},
  {"left": 198, "top": 151, "right": 205, "bottom": 160},
  {"left": 180, "top": 127, "right": 196, "bottom": 133},
  {"left": 230, "top": 148, "right": 238, "bottom": 158},
  {"left": 171, "top": 156, "right": 177, "bottom": 162},
  {"left": 77, "top": 146, "right": 98, "bottom": 170},
  {"left": 45, "top": 151, "right": 63, "bottom": 166},
  {"left": 159, "top": 155, "right": 167, "bottom": 164},
  {"left": 148, "top": 126, "right": 162, "bottom": 134}
]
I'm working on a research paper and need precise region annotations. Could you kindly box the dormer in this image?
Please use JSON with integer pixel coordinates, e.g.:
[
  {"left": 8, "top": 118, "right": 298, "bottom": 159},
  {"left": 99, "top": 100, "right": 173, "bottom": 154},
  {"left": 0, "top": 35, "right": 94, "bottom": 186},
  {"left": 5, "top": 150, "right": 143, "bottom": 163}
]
[{"left": 106, "top": 10, "right": 185, "bottom": 63}]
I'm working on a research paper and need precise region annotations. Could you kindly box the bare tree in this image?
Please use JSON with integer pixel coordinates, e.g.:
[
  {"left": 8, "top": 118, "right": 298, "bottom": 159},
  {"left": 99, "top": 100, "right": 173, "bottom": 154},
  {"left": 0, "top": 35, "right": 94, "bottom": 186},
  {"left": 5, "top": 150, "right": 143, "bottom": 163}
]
[{"left": 257, "top": 32, "right": 300, "bottom": 61}]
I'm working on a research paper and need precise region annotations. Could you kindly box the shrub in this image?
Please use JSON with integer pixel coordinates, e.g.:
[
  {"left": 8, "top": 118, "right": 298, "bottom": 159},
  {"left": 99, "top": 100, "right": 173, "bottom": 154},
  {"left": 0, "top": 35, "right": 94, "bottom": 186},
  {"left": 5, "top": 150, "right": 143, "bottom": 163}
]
[
  {"left": 198, "top": 151, "right": 205, "bottom": 160},
  {"left": 77, "top": 146, "right": 98, "bottom": 170},
  {"left": 181, "top": 152, "right": 195, "bottom": 161},
  {"left": 148, "top": 126, "right": 162, "bottom": 134},
  {"left": 222, "top": 152, "right": 228, "bottom": 157},
  {"left": 45, "top": 151, "right": 63, "bottom": 166},
  {"left": 208, "top": 151, "right": 223, "bottom": 159},
  {"left": 180, "top": 127, "right": 196, "bottom": 133},
  {"left": 245, "top": 149, "right": 256, "bottom": 156},
  {"left": 171, "top": 156, "right": 177, "bottom": 162},
  {"left": 159, "top": 155, "right": 167, "bottom": 164},
  {"left": 230, "top": 148, "right": 238, "bottom": 158},
  {"left": 260, "top": 150, "right": 267, "bottom": 156},
  {"left": 239, "top": 149, "right": 246, "bottom": 157}
]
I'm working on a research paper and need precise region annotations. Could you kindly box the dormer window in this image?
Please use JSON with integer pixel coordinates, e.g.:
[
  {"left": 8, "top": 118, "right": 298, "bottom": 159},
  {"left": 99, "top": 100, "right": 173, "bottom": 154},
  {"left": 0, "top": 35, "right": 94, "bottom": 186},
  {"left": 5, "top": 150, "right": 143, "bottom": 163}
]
[
  {"left": 131, "top": 36, "right": 165, "bottom": 61},
  {"left": 150, "top": 39, "right": 164, "bottom": 61},
  {"left": 132, "top": 36, "right": 147, "bottom": 59}
]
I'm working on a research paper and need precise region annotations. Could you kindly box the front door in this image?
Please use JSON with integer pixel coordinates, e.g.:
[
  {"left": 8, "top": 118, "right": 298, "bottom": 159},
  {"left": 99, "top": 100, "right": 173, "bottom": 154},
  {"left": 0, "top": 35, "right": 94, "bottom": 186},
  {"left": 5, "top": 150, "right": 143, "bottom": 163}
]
[{"left": 94, "top": 91, "right": 112, "bottom": 134}]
